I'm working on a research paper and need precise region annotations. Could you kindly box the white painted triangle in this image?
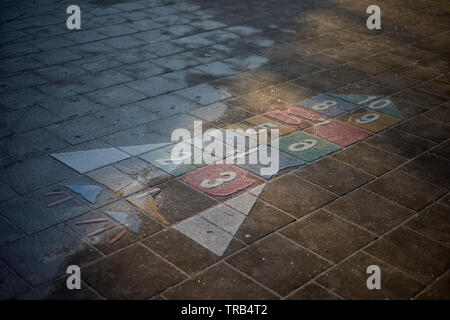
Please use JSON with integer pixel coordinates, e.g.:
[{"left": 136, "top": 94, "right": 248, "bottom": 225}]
[
  {"left": 118, "top": 143, "right": 172, "bottom": 156},
  {"left": 224, "top": 192, "right": 257, "bottom": 215},
  {"left": 51, "top": 148, "right": 130, "bottom": 174},
  {"left": 249, "top": 183, "right": 266, "bottom": 197}
]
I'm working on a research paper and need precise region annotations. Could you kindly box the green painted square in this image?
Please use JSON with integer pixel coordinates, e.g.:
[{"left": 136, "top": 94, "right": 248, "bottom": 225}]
[
  {"left": 139, "top": 143, "right": 205, "bottom": 177},
  {"left": 272, "top": 131, "right": 342, "bottom": 163}
]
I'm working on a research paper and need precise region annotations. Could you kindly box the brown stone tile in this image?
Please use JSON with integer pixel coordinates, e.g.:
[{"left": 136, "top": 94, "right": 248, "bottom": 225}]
[
  {"left": 126, "top": 179, "right": 217, "bottom": 225},
  {"left": 18, "top": 279, "right": 101, "bottom": 300},
  {"left": 317, "top": 252, "right": 424, "bottom": 300},
  {"left": 260, "top": 83, "right": 315, "bottom": 104},
  {"left": 338, "top": 108, "right": 400, "bottom": 133},
  {"left": 227, "top": 91, "right": 282, "bottom": 114},
  {"left": 287, "top": 282, "right": 341, "bottom": 300},
  {"left": 364, "top": 227, "right": 450, "bottom": 283},
  {"left": 439, "top": 193, "right": 450, "bottom": 207},
  {"left": 292, "top": 73, "right": 345, "bottom": 93},
  {"left": 365, "top": 171, "right": 446, "bottom": 211},
  {"left": 244, "top": 115, "right": 296, "bottom": 136},
  {"left": 388, "top": 98, "right": 427, "bottom": 119},
  {"left": 416, "top": 80, "right": 450, "bottom": 99},
  {"left": 235, "top": 200, "right": 294, "bottom": 244},
  {"left": 416, "top": 272, "right": 450, "bottom": 300},
  {"left": 189, "top": 103, "right": 253, "bottom": 128},
  {"left": 432, "top": 141, "right": 450, "bottom": 160},
  {"left": 260, "top": 174, "right": 337, "bottom": 218},
  {"left": 391, "top": 88, "right": 448, "bottom": 109},
  {"left": 227, "top": 234, "right": 331, "bottom": 296},
  {"left": 280, "top": 210, "right": 375, "bottom": 263},
  {"left": 69, "top": 200, "right": 163, "bottom": 255},
  {"left": 83, "top": 244, "right": 186, "bottom": 299},
  {"left": 163, "top": 262, "right": 278, "bottom": 300},
  {"left": 422, "top": 104, "right": 450, "bottom": 124},
  {"left": 400, "top": 153, "right": 450, "bottom": 189},
  {"left": 397, "top": 116, "right": 450, "bottom": 143},
  {"left": 142, "top": 228, "right": 219, "bottom": 275},
  {"left": 295, "top": 157, "right": 374, "bottom": 196},
  {"left": 326, "top": 189, "right": 414, "bottom": 235},
  {"left": 406, "top": 204, "right": 450, "bottom": 246},
  {"left": 365, "top": 128, "right": 436, "bottom": 159},
  {"left": 331, "top": 143, "right": 406, "bottom": 176}
]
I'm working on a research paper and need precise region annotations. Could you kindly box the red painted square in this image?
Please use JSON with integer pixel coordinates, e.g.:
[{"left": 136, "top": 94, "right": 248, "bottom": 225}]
[
  {"left": 305, "top": 120, "right": 372, "bottom": 147},
  {"left": 181, "top": 164, "right": 256, "bottom": 198},
  {"left": 285, "top": 105, "right": 328, "bottom": 123}
]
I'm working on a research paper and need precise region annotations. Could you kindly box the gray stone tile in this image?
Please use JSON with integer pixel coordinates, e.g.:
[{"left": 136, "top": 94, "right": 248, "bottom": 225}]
[
  {"left": 114, "top": 157, "right": 172, "bottom": 187},
  {"left": 101, "top": 35, "right": 146, "bottom": 50},
  {"left": 32, "top": 48, "right": 82, "bottom": 65},
  {"left": 171, "top": 34, "right": 215, "bottom": 50},
  {"left": 0, "top": 262, "right": 29, "bottom": 299},
  {"left": 0, "top": 87, "right": 46, "bottom": 111},
  {"left": 84, "top": 85, "right": 147, "bottom": 108},
  {"left": 195, "top": 61, "right": 241, "bottom": 77},
  {"left": 96, "top": 24, "right": 137, "bottom": 37},
  {"left": 151, "top": 113, "right": 204, "bottom": 136},
  {"left": 0, "top": 156, "right": 78, "bottom": 195},
  {"left": 144, "top": 41, "right": 185, "bottom": 57},
  {"left": 225, "top": 54, "right": 269, "bottom": 70},
  {"left": 0, "top": 225, "right": 101, "bottom": 286},
  {"left": 0, "top": 128, "right": 69, "bottom": 161},
  {"left": 47, "top": 115, "right": 116, "bottom": 144},
  {"left": 39, "top": 95, "right": 106, "bottom": 119},
  {"left": 136, "top": 93, "right": 201, "bottom": 118},
  {"left": 80, "top": 69, "right": 133, "bottom": 89},
  {"left": 35, "top": 64, "right": 86, "bottom": 82},
  {"left": 153, "top": 51, "right": 202, "bottom": 71},
  {"left": 176, "top": 83, "right": 234, "bottom": 105},
  {"left": 0, "top": 215, "right": 24, "bottom": 247},
  {"left": 126, "top": 76, "right": 187, "bottom": 97},
  {"left": 0, "top": 181, "right": 18, "bottom": 203},
  {"left": 94, "top": 104, "right": 160, "bottom": 130},
  {"left": 0, "top": 73, "right": 47, "bottom": 91},
  {"left": 115, "top": 61, "right": 166, "bottom": 80}
]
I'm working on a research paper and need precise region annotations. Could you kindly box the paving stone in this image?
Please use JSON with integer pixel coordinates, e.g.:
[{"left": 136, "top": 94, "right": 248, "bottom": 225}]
[
  {"left": 126, "top": 75, "right": 187, "bottom": 97},
  {"left": 245, "top": 115, "right": 299, "bottom": 135},
  {"left": 171, "top": 34, "right": 214, "bottom": 50},
  {"left": 295, "top": 157, "right": 374, "bottom": 195},
  {"left": 227, "top": 234, "right": 331, "bottom": 296},
  {"left": 287, "top": 282, "right": 341, "bottom": 300},
  {"left": 326, "top": 188, "right": 414, "bottom": 235},
  {"left": 225, "top": 54, "right": 269, "bottom": 70},
  {"left": 281, "top": 210, "right": 374, "bottom": 262},
  {"left": 0, "top": 73, "right": 46, "bottom": 91},
  {"left": 163, "top": 262, "right": 277, "bottom": 299},
  {"left": 32, "top": 48, "right": 82, "bottom": 65},
  {"left": 0, "top": 87, "right": 46, "bottom": 111},
  {"left": 422, "top": 104, "right": 450, "bottom": 125},
  {"left": 263, "top": 109, "right": 313, "bottom": 130},
  {"left": 176, "top": 83, "right": 234, "bottom": 105},
  {"left": 35, "top": 64, "right": 86, "bottom": 82},
  {"left": 142, "top": 228, "right": 219, "bottom": 275},
  {"left": 224, "top": 192, "right": 258, "bottom": 216},
  {"left": 416, "top": 272, "right": 450, "bottom": 300},
  {"left": 305, "top": 120, "right": 373, "bottom": 147},
  {"left": 181, "top": 164, "right": 260, "bottom": 199},
  {"left": 137, "top": 93, "right": 201, "bottom": 118},
  {"left": 83, "top": 85, "right": 147, "bottom": 108},
  {"left": 317, "top": 252, "right": 424, "bottom": 299},
  {"left": 0, "top": 215, "right": 24, "bottom": 247},
  {"left": 397, "top": 116, "right": 450, "bottom": 143},
  {"left": 0, "top": 262, "right": 29, "bottom": 299},
  {"left": 51, "top": 146, "right": 130, "bottom": 174},
  {"left": 365, "top": 171, "right": 446, "bottom": 211},
  {"left": 0, "top": 105, "right": 62, "bottom": 136},
  {"left": 127, "top": 179, "right": 217, "bottom": 225},
  {"left": 47, "top": 115, "right": 117, "bottom": 145},
  {"left": 139, "top": 143, "right": 200, "bottom": 177},
  {"left": 260, "top": 174, "right": 336, "bottom": 218},
  {"left": 38, "top": 95, "right": 106, "bottom": 119},
  {"left": 298, "top": 94, "right": 357, "bottom": 117},
  {"left": 406, "top": 204, "right": 450, "bottom": 246},
  {"left": 365, "top": 128, "right": 436, "bottom": 159},
  {"left": 153, "top": 51, "right": 202, "bottom": 71},
  {"left": 83, "top": 243, "right": 185, "bottom": 299},
  {"left": 432, "top": 141, "right": 450, "bottom": 160},
  {"left": 189, "top": 102, "right": 252, "bottom": 127},
  {"left": 0, "top": 181, "right": 18, "bottom": 203},
  {"left": 235, "top": 200, "right": 294, "bottom": 244},
  {"left": 200, "top": 204, "right": 246, "bottom": 235},
  {"left": 114, "top": 157, "right": 172, "bottom": 187},
  {"left": 227, "top": 91, "right": 281, "bottom": 114},
  {"left": 69, "top": 200, "right": 162, "bottom": 255},
  {"left": 18, "top": 279, "right": 101, "bottom": 300},
  {"left": 0, "top": 128, "right": 69, "bottom": 161},
  {"left": 195, "top": 61, "right": 241, "bottom": 77},
  {"left": 276, "top": 131, "right": 341, "bottom": 163},
  {"left": 331, "top": 143, "right": 406, "bottom": 176},
  {"left": 338, "top": 108, "right": 401, "bottom": 133},
  {"left": 173, "top": 215, "right": 234, "bottom": 256},
  {"left": 364, "top": 227, "right": 450, "bottom": 283},
  {"left": 400, "top": 153, "right": 450, "bottom": 189},
  {"left": 284, "top": 105, "right": 329, "bottom": 123},
  {"left": 0, "top": 156, "right": 77, "bottom": 195},
  {"left": 94, "top": 104, "right": 160, "bottom": 130},
  {"left": 391, "top": 88, "right": 448, "bottom": 109},
  {"left": 0, "top": 225, "right": 101, "bottom": 286}
]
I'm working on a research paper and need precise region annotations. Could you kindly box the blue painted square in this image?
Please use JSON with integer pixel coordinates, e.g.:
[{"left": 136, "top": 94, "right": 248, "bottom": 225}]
[{"left": 297, "top": 94, "right": 357, "bottom": 117}]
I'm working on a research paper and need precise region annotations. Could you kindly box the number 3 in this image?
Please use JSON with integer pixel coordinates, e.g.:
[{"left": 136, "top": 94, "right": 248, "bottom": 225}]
[{"left": 200, "top": 171, "right": 237, "bottom": 189}]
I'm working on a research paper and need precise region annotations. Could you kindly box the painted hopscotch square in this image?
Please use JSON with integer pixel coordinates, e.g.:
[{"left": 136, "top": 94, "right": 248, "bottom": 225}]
[
  {"left": 327, "top": 94, "right": 404, "bottom": 120},
  {"left": 284, "top": 105, "right": 329, "bottom": 124},
  {"left": 236, "top": 146, "right": 305, "bottom": 180},
  {"left": 180, "top": 163, "right": 263, "bottom": 199},
  {"left": 297, "top": 94, "right": 358, "bottom": 117},
  {"left": 273, "top": 131, "right": 341, "bottom": 163},
  {"left": 139, "top": 143, "right": 205, "bottom": 177},
  {"left": 338, "top": 108, "right": 401, "bottom": 133},
  {"left": 244, "top": 115, "right": 297, "bottom": 136},
  {"left": 305, "top": 119, "right": 372, "bottom": 147},
  {"left": 262, "top": 110, "right": 312, "bottom": 130}
]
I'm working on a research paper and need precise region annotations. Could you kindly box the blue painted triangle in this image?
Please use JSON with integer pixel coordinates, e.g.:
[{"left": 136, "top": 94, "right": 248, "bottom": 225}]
[{"left": 64, "top": 185, "right": 102, "bottom": 204}]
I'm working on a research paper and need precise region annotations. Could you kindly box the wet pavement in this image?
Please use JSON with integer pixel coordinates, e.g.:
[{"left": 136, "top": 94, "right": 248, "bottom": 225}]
[{"left": 0, "top": 0, "right": 449, "bottom": 300}]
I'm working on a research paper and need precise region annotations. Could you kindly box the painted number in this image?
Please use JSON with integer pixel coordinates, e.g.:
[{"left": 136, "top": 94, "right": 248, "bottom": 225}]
[
  {"left": 312, "top": 100, "right": 337, "bottom": 111},
  {"left": 356, "top": 113, "right": 380, "bottom": 124},
  {"left": 288, "top": 139, "right": 317, "bottom": 152},
  {"left": 200, "top": 171, "right": 237, "bottom": 189},
  {"left": 357, "top": 96, "right": 378, "bottom": 105},
  {"left": 367, "top": 99, "right": 390, "bottom": 110}
]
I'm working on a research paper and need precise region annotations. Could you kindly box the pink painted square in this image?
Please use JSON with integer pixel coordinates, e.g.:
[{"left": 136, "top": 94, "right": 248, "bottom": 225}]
[
  {"left": 181, "top": 164, "right": 256, "bottom": 197},
  {"left": 306, "top": 120, "right": 372, "bottom": 147},
  {"left": 286, "top": 105, "right": 328, "bottom": 123}
]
